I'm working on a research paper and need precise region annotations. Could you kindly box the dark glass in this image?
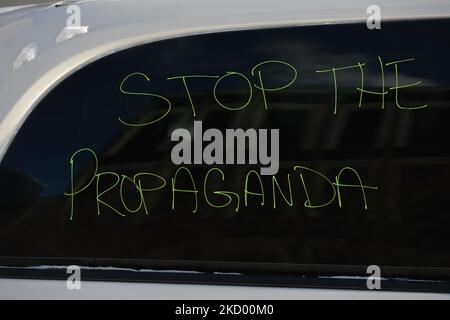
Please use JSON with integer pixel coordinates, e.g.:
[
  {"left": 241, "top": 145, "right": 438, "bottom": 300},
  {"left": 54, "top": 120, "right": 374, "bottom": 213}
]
[{"left": 1, "top": 19, "right": 450, "bottom": 284}]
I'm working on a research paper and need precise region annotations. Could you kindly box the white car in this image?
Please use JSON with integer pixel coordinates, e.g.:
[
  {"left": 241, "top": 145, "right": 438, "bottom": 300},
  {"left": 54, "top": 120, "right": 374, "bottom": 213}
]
[{"left": 0, "top": 0, "right": 450, "bottom": 300}]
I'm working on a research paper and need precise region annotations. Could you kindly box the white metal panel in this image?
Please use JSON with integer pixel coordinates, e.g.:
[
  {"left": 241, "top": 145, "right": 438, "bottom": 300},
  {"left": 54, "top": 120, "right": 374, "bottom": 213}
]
[{"left": 0, "top": 0, "right": 450, "bottom": 160}]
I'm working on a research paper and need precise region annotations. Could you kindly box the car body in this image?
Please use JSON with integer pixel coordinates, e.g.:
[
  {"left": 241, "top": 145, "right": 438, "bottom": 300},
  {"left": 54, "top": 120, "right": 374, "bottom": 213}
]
[{"left": 1, "top": 0, "right": 450, "bottom": 299}]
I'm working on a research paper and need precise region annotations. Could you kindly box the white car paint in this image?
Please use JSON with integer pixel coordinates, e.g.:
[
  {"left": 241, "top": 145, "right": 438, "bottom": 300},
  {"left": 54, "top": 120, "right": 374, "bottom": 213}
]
[
  {"left": 2, "top": 278, "right": 450, "bottom": 300},
  {"left": 0, "top": 0, "right": 450, "bottom": 299}
]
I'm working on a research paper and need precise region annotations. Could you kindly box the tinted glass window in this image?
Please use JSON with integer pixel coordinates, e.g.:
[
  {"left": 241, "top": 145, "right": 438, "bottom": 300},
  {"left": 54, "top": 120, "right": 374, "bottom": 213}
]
[{"left": 1, "top": 19, "right": 450, "bottom": 288}]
